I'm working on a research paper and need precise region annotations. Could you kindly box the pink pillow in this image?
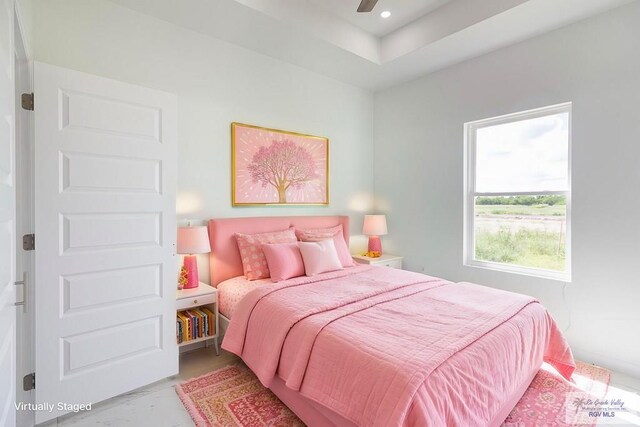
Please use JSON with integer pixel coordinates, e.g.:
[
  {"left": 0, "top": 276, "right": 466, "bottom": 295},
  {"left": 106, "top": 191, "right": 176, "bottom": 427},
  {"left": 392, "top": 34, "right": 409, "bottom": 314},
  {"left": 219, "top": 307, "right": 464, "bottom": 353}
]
[
  {"left": 262, "top": 243, "right": 305, "bottom": 282},
  {"left": 234, "top": 228, "right": 297, "bottom": 280},
  {"left": 295, "top": 224, "right": 355, "bottom": 268},
  {"left": 298, "top": 239, "right": 343, "bottom": 276}
]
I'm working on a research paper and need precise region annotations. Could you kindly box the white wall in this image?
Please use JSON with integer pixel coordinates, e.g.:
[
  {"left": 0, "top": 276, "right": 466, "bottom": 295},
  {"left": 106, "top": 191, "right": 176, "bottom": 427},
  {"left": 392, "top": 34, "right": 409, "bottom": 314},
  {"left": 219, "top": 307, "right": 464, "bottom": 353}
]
[
  {"left": 32, "top": 0, "right": 374, "bottom": 283},
  {"left": 374, "top": 2, "right": 640, "bottom": 377},
  {"left": 30, "top": 0, "right": 639, "bottom": 377},
  {"left": 15, "top": 0, "right": 33, "bottom": 56}
]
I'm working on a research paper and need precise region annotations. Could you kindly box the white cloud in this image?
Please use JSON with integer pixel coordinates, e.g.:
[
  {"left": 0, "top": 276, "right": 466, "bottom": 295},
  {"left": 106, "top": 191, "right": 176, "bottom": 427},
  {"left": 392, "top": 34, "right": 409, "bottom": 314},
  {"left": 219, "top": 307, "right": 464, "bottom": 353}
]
[{"left": 476, "top": 112, "right": 569, "bottom": 193}]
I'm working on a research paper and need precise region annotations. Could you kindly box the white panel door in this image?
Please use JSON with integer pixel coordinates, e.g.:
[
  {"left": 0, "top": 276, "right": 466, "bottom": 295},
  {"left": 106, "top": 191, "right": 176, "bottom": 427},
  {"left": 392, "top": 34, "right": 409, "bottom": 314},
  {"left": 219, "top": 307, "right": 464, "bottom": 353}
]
[
  {"left": 34, "top": 62, "right": 178, "bottom": 423},
  {"left": 0, "top": 0, "right": 16, "bottom": 426}
]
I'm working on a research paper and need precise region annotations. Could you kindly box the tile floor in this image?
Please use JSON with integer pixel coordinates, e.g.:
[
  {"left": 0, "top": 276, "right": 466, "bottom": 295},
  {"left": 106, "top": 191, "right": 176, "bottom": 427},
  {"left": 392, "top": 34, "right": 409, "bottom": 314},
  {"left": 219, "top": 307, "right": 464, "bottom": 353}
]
[
  {"left": 602, "top": 371, "right": 640, "bottom": 426},
  {"left": 38, "top": 348, "right": 640, "bottom": 426},
  {"left": 40, "top": 347, "right": 239, "bottom": 427}
]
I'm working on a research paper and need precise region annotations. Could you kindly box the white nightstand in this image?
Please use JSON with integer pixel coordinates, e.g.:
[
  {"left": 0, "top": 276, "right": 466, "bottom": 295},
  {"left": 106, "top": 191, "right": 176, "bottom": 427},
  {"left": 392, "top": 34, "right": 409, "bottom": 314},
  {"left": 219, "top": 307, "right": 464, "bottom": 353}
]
[
  {"left": 176, "top": 282, "right": 219, "bottom": 355},
  {"left": 352, "top": 254, "right": 403, "bottom": 269}
]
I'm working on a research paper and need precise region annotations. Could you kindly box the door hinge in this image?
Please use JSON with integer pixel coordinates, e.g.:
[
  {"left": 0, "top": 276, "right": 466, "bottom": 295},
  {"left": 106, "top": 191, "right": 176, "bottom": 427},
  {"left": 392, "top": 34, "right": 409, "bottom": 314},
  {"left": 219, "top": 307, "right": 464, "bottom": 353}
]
[
  {"left": 23, "top": 373, "right": 35, "bottom": 391},
  {"left": 22, "top": 234, "right": 35, "bottom": 251},
  {"left": 21, "top": 93, "right": 34, "bottom": 111}
]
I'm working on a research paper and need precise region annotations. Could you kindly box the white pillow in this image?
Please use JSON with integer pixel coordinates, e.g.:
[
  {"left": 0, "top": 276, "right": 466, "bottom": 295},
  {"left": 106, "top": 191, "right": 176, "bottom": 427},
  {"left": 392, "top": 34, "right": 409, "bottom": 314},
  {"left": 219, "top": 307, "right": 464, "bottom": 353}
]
[{"left": 298, "top": 239, "right": 344, "bottom": 276}]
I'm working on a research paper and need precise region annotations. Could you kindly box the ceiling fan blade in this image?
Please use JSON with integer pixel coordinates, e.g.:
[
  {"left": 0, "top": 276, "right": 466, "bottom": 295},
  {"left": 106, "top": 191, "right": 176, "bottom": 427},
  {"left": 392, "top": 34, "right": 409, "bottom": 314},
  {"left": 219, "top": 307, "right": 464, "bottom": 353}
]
[{"left": 357, "top": 0, "right": 378, "bottom": 13}]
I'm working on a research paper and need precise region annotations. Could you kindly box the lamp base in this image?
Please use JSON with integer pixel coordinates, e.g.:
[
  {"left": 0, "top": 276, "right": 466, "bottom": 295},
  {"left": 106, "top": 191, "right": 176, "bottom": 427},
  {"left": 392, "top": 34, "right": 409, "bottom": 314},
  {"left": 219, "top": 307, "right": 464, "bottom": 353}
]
[
  {"left": 183, "top": 255, "right": 200, "bottom": 289},
  {"left": 366, "top": 236, "right": 382, "bottom": 258}
]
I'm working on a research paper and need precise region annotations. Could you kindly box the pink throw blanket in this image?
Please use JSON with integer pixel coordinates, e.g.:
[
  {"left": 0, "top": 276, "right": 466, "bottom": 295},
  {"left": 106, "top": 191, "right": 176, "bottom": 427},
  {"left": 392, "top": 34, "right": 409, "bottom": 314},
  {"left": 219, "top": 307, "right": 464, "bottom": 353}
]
[{"left": 223, "top": 266, "right": 574, "bottom": 426}]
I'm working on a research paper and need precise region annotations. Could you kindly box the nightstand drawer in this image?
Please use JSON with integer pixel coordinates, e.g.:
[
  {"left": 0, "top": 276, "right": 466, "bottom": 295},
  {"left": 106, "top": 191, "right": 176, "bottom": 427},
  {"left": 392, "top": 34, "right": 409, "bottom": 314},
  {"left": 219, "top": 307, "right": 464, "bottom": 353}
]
[
  {"left": 177, "top": 293, "right": 216, "bottom": 311},
  {"left": 352, "top": 254, "right": 403, "bottom": 269},
  {"left": 380, "top": 259, "right": 402, "bottom": 269}
]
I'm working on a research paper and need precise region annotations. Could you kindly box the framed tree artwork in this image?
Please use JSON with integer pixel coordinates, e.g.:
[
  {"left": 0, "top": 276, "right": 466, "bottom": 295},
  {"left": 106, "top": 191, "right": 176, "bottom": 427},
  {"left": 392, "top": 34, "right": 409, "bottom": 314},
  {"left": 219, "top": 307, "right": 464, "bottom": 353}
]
[{"left": 231, "top": 122, "right": 329, "bottom": 206}]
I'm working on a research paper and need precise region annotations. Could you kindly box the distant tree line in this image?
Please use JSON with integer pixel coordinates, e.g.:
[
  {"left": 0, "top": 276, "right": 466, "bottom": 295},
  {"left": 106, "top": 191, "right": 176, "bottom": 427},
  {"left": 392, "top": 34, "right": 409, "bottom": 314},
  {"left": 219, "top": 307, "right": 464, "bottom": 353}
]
[{"left": 476, "top": 195, "right": 566, "bottom": 206}]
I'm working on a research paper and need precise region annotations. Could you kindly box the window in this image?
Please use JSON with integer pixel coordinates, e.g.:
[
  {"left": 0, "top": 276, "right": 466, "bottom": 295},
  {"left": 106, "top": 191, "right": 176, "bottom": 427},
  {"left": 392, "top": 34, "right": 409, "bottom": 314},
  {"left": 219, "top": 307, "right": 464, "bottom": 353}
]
[{"left": 464, "top": 103, "right": 571, "bottom": 281}]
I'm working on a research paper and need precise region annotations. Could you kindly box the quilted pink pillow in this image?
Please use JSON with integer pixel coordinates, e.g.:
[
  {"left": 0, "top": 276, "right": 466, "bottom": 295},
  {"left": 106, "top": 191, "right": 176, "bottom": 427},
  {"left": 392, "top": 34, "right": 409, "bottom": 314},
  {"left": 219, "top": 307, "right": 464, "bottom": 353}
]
[
  {"left": 262, "top": 243, "right": 305, "bottom": 282},
  {"left": 295, "top": 224, "right": 356, "bottom": 268},
  {"left": 234, "top": 228, "right": 297, "bottom": 280},
  {"left": 298, "top": 239, "right": 343, "bottom": 276}
]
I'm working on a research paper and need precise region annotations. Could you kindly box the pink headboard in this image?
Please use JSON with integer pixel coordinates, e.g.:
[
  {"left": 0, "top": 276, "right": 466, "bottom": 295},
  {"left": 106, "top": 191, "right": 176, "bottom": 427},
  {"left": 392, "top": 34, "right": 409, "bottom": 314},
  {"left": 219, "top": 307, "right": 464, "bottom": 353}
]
[{"left": 208, "top": 216, "right": 350, "bottom": 286}]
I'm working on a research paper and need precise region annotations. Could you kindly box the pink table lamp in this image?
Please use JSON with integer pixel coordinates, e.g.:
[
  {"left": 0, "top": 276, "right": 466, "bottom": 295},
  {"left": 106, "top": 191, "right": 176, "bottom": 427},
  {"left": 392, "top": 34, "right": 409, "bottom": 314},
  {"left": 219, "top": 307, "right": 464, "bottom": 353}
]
[
  {"left": 177, "top": 226, "right": 211, "bottom": 289},
  {"left": 363, "top": 215, "right": 388, "bottom": 258}
]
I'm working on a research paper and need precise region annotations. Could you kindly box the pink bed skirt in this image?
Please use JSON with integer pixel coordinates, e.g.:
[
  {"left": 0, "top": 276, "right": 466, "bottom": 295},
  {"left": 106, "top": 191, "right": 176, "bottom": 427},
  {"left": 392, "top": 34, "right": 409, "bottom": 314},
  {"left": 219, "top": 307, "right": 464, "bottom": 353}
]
[
  {"left": 270, "top": 365, "right": 538, "bottom": 427},
  {"left": 270, "top": 375, "right": 357, "bottom": 427}
]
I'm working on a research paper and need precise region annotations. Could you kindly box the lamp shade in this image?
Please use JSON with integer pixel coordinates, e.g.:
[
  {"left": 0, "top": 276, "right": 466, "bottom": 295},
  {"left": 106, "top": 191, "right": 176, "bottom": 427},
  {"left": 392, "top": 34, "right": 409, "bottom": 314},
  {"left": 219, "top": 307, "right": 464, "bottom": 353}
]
[
  {"left": 177, "top": 226, "right": 211, "bottom": 254},
  {"left": 362, "top": 215, "right": 387, "bottom": 236}
]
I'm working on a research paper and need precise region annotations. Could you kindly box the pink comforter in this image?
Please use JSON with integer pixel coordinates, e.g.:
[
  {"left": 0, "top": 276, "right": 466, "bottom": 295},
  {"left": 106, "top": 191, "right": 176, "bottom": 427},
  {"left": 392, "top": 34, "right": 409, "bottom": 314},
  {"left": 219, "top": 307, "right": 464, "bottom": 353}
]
[{"left": 223, "top": 266, "right": 574, "bottom": 427}]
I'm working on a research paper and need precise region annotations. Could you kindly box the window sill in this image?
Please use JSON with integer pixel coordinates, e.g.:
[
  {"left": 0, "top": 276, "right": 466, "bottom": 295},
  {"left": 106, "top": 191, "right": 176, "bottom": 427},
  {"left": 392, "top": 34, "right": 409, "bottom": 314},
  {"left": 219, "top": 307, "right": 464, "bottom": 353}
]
[{"left": 464, "top": 259, "right": 571, "bottom": 283}]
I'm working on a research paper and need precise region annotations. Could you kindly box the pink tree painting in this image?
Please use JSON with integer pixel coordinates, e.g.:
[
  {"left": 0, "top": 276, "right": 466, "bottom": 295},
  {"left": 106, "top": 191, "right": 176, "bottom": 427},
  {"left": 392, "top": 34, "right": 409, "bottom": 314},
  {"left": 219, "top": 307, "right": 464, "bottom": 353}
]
[
  {"left": 232, "top": 123, "right": 328, "bottom": 205},
  {"left": 248, "top": 140, "right": 318, "bottom": 203}
]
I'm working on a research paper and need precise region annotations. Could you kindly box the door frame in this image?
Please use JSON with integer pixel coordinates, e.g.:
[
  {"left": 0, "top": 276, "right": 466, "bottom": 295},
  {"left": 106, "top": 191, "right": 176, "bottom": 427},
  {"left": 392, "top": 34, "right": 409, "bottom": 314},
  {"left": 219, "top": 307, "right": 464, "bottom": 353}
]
[{"left": 13, "top": 2, "right": 34, "bottom": 426}]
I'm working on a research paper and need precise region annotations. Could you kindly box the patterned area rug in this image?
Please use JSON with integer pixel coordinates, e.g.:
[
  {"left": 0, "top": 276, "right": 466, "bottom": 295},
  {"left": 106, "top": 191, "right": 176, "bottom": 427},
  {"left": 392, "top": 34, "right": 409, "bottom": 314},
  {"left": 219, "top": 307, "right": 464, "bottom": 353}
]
[
  {"left": 175, "top": 364, "right": 304, "bottom": 426},
  {"left": 503, "top": 360, "right": 610, "bottom": 426},
  {"left": 176, "top": 361, "right": 609, "bottom": 427}
]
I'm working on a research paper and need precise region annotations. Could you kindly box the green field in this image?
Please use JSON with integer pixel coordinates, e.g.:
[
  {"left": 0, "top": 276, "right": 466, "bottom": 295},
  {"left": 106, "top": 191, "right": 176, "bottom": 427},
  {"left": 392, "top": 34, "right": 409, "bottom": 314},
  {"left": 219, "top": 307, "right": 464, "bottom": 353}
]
[
  {"left": 474, "top": 203, "right": 566, "bottom": 271},
  {"left": 475, "top": 204, "right": 565, "bottom": 216},
  {"left": 475, "top": 227, "right": 565, "bottom": 271}
]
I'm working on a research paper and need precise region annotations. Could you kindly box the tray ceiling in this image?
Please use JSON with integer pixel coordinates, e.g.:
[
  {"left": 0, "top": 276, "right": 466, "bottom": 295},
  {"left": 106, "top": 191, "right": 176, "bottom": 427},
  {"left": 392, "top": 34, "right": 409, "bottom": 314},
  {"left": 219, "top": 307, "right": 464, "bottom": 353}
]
[
  {"left": 107, "top": 0, "right": 635, "bottom": 90},
  {"left": 306, "top": 0, "right": 453, "bottom": 36}
]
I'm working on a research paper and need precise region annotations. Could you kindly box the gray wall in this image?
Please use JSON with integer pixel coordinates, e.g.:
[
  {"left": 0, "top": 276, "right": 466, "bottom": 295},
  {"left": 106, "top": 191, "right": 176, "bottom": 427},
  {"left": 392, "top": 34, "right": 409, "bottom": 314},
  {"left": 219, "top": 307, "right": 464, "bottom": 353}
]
[{"left": 374, "top": 3, "right": 640, "bottom": 376}]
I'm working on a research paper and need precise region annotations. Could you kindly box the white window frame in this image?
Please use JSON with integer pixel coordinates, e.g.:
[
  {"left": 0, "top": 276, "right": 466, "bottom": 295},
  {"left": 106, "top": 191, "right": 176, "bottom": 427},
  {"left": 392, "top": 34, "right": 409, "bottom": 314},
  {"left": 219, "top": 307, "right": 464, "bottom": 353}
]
[{"left": 463, "top": 103, "right": 572, "bottom": 282}]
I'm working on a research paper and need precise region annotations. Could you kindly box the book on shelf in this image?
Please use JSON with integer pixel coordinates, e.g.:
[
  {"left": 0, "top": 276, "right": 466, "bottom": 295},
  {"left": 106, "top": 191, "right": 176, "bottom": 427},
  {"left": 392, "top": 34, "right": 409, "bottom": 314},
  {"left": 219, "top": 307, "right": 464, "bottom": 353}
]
[
  {"left": 201, "top": 307, "right": 215, "bottom": 336},
  {"left": 177, "top": 312, "right": 190, "bottom": 342},
  {"left": 176, "top": 306, "right": 216, "bottom": 344}
]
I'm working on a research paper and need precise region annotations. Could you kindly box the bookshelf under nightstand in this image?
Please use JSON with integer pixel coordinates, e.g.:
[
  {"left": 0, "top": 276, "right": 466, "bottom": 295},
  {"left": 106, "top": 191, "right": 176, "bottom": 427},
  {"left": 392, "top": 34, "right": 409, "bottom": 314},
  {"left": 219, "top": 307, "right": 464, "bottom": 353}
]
[{"left": 176, "top": 282, "right": 219, "bottom": 355}]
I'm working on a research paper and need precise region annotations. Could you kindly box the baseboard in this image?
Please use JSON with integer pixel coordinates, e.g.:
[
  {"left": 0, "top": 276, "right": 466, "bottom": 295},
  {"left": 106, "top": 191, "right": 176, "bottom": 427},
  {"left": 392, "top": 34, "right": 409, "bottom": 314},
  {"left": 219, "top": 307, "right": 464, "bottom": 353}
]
[
  {"left": 572, "top": 346, "right": 640, "bottom": 379},
  {"left": 179, "top": 339, "right": 214, "bottom": 353}
]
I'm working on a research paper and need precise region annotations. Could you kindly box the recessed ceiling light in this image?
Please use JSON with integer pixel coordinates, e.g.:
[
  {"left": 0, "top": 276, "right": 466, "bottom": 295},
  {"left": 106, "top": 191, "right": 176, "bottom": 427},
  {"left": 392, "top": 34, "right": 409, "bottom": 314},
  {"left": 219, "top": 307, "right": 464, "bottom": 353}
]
[{"left": 380, "top": 10, "right": 391, "bottom": 19}]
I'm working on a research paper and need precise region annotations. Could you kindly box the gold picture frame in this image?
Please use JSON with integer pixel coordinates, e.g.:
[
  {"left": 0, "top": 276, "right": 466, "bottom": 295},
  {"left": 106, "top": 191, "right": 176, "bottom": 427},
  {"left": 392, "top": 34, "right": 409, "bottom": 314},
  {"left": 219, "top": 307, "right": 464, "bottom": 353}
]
[{"left": 231, "top": 122, "right": 329, "bottom": 206}]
